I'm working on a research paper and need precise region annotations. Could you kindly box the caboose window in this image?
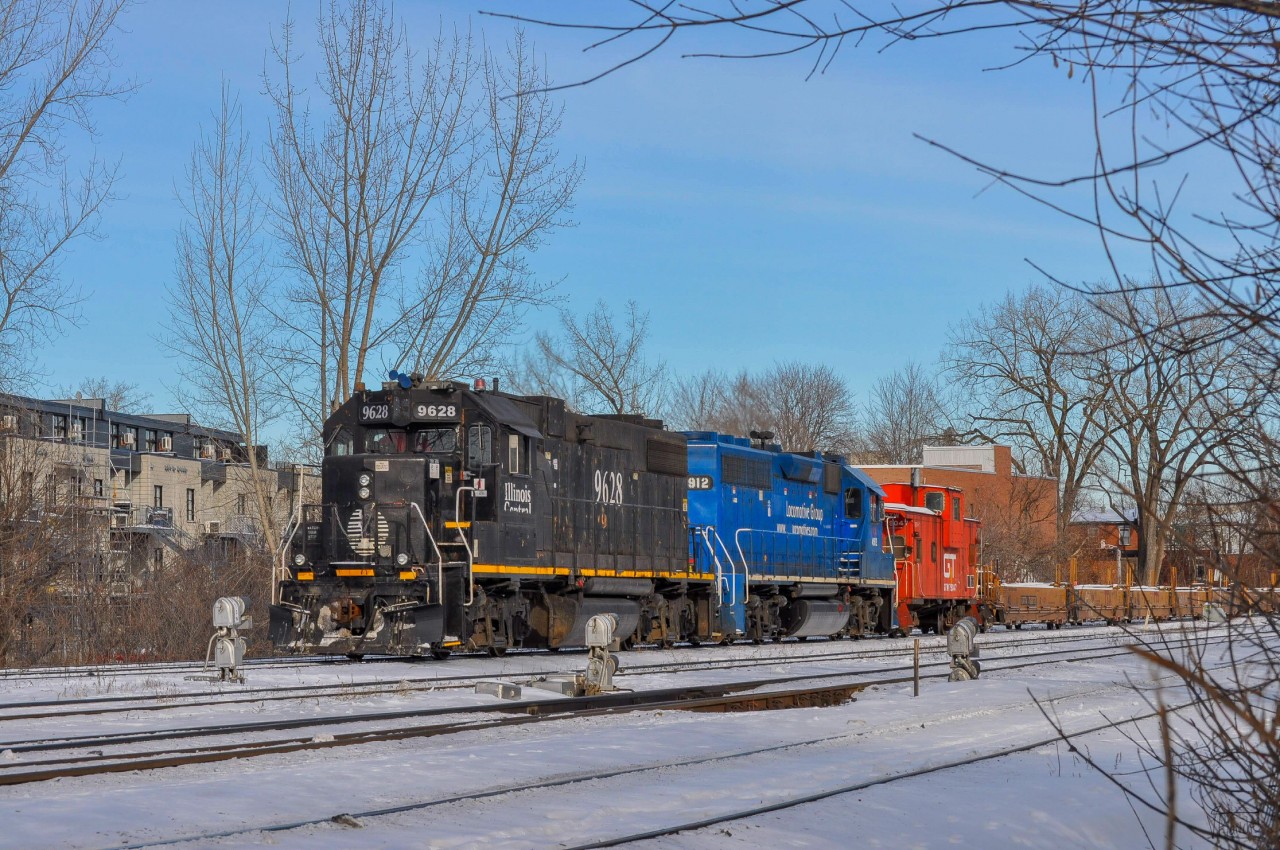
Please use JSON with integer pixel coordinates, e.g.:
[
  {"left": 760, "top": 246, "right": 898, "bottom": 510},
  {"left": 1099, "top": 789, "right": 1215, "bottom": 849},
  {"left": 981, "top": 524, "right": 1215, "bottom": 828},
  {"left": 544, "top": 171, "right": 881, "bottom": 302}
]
[
  {"left": 952, "top": 496, "right": 960, "bottom": 520},
  {"left": 924, "top": 492, "right": 944, "bottom": 513},
  {"left": 844, "top": 488, "right": 863, "bottom": 520},
  {"left": 931, "top": 541, "right": 938, "bottom": 563},
  {"left": 414, "top": 428, "right": 457, "bottom": 454},
  {"left": 468, "top": 425, "right": 492, "bottom": 468}
]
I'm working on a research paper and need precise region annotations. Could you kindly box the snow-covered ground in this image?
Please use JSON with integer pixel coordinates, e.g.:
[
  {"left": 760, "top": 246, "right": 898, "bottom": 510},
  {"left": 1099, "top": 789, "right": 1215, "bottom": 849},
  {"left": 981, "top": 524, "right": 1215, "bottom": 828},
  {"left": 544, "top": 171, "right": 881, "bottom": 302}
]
[{"left": 0, "top": 623, "right": 1235, "bottom": 849}]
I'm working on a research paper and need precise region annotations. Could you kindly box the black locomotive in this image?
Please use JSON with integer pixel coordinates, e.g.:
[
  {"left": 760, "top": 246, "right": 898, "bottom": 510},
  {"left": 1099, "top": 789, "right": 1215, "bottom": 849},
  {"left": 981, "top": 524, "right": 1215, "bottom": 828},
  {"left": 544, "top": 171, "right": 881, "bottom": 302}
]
[{"left": 269, "top": 374, "right": 695, "bottom": 658}]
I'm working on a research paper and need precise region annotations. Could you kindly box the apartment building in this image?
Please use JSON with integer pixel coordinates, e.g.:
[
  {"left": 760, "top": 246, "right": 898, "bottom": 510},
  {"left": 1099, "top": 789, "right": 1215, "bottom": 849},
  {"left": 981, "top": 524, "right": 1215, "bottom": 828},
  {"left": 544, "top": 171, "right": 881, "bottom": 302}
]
[{"left": 0, "top": 393, "right": 317, "bottom": 584}]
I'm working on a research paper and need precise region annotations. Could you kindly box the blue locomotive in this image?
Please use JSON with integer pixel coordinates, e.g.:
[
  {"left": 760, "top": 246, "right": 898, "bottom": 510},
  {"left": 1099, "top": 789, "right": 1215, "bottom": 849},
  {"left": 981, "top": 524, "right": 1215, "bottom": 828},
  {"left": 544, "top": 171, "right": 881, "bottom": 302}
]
[
  {"left": 271, "top": 377, "right": 896, "bottom": 657},
  {"left": 686, "top": 431, "right": 896, "bottom": 642}
]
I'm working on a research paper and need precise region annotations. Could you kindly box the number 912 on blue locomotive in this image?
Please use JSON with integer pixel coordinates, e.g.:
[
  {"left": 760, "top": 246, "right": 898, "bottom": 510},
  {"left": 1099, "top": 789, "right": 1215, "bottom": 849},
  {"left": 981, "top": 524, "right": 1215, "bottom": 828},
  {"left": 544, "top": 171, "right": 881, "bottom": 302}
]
[{"left": 269, "top": 374, "right": 896, "bottom": 658}]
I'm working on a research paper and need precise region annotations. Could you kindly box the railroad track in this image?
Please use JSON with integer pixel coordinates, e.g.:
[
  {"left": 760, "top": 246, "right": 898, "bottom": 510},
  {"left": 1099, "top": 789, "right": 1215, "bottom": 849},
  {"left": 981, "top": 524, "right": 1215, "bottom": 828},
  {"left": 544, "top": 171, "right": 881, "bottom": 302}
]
[
  {"left": 0, "top": 633, "right": 1228, "bottom": 788},
  {"left": 0, "top": 623, "right": 1167, "bottom": 723},
  {"left": 91, "top": 663, "right": 1213, "bottom": 850}
]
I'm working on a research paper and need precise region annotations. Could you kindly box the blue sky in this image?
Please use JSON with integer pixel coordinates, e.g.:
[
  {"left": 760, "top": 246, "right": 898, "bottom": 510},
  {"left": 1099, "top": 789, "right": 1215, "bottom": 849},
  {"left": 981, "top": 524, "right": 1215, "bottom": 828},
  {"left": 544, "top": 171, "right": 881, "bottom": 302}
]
[{"left": 35, "top": 1, "right": 1183, "bottom": 414}]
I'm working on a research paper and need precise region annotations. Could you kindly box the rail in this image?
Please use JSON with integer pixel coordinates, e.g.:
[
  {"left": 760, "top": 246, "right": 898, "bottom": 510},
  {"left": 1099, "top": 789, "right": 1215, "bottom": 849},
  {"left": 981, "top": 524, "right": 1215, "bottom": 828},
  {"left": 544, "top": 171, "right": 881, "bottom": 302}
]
[
  {"left": 454, "top": 486, "right": 477, "bottom": 606},
  {"left": 409, "top": 501, "right": 447, "bottom": 606}
]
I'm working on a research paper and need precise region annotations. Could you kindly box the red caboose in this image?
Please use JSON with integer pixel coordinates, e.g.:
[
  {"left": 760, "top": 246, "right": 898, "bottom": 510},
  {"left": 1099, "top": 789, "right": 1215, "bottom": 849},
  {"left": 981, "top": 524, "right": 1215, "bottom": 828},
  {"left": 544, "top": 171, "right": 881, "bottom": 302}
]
[{"left": 882, "top": 482, "right": 980, "bottom": 634}]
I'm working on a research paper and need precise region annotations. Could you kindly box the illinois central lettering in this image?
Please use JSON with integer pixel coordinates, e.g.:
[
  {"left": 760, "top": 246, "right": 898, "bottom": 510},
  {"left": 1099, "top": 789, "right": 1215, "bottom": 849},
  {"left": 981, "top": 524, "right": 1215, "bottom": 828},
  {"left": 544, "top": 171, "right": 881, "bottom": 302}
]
[{"left": 503, "top": 482, "right": 533, "bottom": 514}]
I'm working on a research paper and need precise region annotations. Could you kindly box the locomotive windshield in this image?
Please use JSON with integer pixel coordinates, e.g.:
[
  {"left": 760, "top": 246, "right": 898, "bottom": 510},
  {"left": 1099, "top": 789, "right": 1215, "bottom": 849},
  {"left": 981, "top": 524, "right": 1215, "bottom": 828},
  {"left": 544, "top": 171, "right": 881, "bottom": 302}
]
[
  {"left": 414, "top": 427, "right": 457, "bottom": 453},
  {"left": 366, "top": 428, "right": 407, "bottom": 454}
]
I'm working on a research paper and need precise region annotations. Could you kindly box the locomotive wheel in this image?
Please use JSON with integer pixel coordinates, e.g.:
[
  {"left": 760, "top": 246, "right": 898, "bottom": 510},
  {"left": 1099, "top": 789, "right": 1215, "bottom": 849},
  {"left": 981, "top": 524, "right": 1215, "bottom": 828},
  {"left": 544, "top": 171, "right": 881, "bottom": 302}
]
[
  {"left": 430, "top": 644, "right": 451, "bottom": 660},
  {"left": 487, "top": 646, "right": 507, "bottom": 658},
  {"left": 345, "top": 653, "right": 364, "bottom": 661}
]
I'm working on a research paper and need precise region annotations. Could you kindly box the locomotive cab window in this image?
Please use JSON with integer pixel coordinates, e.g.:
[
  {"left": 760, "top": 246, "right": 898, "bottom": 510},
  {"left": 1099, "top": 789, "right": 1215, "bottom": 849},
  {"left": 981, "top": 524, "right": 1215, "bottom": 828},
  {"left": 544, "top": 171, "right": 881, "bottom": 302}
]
[
  {"left": 467, "top": 425, "right": 492, "bottom": 469},
  {"left": 329, "top": 428, "right": 354, "bottom": 456},
  {"left": 366, "top": 428, "right": 406, "bottom": 454},
  {"left": 414, "top": 427, "right": 457, "bottom": 454},
  {"left": 507, "top": 433, "right": 529, "bottom": 475},
  {"left": 924, "top": 492, "right": 945, "bottom": 513},
  {"left": 844, "top": 488, "right": 863, "bottom": 520}
]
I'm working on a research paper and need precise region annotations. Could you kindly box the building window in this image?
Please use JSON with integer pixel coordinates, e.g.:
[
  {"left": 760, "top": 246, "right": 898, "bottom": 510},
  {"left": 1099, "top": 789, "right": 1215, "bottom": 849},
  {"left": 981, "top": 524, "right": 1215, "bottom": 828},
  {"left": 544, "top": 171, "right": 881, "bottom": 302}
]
[
  {"left": 186, "top": 488, "right": 195, "bottom": 522},
  {"left": 153, "top": 549, "right": 163, "bottom": 569},
  {"left": 153, "top": 485, "right": 163, "bottom": 508},
  {"left": 73, "top": 416, "right": 90, "bottom": 443},
  {"left": 237, "top": 493, "right": 247, "bottom": 515},
  {"left": 93, "top": 479, "right": 104, "bottom": 498},
  {"left": 143, "top": 429, "right": 157, "bottom": 452},
  {"left": 1119, "top": 526, "right": 1132, "bottom": 547},
  {"left": 51, "top": 414, "right": 67, "bottom": 440}
]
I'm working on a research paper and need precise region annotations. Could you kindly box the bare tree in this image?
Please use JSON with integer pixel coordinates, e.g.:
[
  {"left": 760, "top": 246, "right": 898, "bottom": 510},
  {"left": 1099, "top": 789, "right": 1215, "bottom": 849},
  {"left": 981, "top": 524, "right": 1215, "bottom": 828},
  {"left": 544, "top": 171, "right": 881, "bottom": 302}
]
[
  {"left": 663, "top": 362, "right": 856, "bottom": 451},
  {"left": 1085, "top": 289, "right": 1266, "bottom": 586},
  {"left": 54, "top": 376, "right": 151, "bottom": 413},
  {"left": 506, "top": 3, "right": 1280, "bottom": 843},
  {"left": 393, "top": 34, "right": 580, "bottom": 381},
  {"left": 0, "top": 0, "right": 132, "bottom": 391},
  {"left": 665, "top": 368, "right": 731, "bottom": 431},
  {"left": 858, "top": 361, "right": 947, "bottom": 464},
  {"left": 266, "top": 0, "right": 470, "bottom": 428},
  {"left": 165, "top": 86, "right": 283, "bottom": 552},
  {"left": 266, "top": 1, "right": 579, "bottom": 440},
  {"left": 513, "top": 299, "right": 668, "bottom": 416},
  {"left": 947, "top": 285, "right": 1111, "bottom": 552}
]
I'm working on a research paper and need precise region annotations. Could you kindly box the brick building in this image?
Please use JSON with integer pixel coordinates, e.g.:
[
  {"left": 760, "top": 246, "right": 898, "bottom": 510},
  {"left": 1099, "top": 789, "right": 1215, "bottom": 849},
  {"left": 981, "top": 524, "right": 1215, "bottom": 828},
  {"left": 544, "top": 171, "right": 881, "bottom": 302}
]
[{"left": 861, "top": 445, "right": 1060, "bottom": 580}]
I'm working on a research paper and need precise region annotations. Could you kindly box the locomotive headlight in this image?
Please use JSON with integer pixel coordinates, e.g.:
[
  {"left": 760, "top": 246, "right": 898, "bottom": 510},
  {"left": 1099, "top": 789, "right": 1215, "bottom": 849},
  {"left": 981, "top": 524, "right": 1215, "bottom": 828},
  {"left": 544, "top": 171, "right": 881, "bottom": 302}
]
[
  {"left": 358, "top": 473, "right": 372, "bottom": 487},
  {"left": 293, "top": 553, "right": 307, "bottom": 567},
  {"left": 357, "top": 486, "right": 372, "bottom": 500},
  {"left": 395, "top": 552, "right": 410, "bottom": 567}
]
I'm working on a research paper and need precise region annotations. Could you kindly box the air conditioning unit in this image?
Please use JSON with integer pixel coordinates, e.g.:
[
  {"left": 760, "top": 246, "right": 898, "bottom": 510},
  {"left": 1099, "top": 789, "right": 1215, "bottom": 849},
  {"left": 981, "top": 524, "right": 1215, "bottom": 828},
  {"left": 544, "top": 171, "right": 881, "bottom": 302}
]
[
  {"left": 158, "top": 435, "right": 172, "bottom": 452},
  {"left": 199, "top": 444, "right": 216, "bottom": 460},
  {"left": 219, "top": 448, "right": 234, "bottom": 461},
  {"left": 121, "top": 433, "right": 136, "bottom": 448},
  {"left": 0, "top": 415, "right": 16, "bottom": 431},
  {"left": 204, "top": 520, "right": 222, "bottom": 535}
]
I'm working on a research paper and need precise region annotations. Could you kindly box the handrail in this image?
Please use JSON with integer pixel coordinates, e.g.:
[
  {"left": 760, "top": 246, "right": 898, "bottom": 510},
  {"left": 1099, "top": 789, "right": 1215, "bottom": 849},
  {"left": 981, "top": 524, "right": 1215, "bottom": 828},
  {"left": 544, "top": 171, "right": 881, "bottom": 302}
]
[
  {"left": 454, "top": 486, "right": 477, "bottom": 605},
  {"left": 697, "top": 526, "right": 732, "bottom": 606},
  {"left": 409, "top": 501, "right": 446, "bottom": 606},
  {"left": 273, "top": 505, "right": 303, "bottom": 606},
  {"left": 711, "top": 527, "right": 742, "bottom": 604}
]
